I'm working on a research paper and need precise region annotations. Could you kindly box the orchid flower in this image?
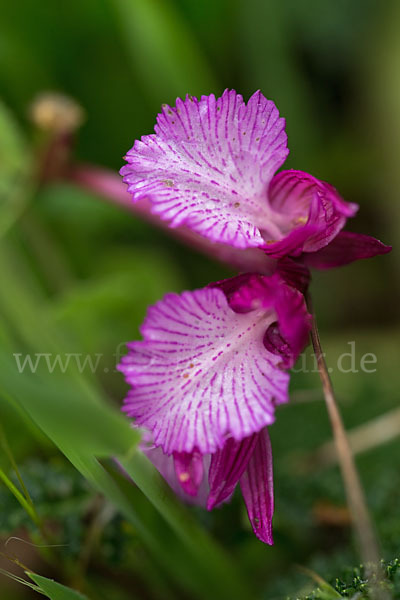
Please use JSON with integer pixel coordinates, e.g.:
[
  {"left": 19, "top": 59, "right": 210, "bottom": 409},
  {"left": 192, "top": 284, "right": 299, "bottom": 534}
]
[
  {"left": 118, "top": 274, "right": 311, "bottom": 543},
  {"left": 120, "top": 90, "right": 390, "bottom": 269},
  {"left": 117, "top": 90, "right": 391, "bottom": 544}
]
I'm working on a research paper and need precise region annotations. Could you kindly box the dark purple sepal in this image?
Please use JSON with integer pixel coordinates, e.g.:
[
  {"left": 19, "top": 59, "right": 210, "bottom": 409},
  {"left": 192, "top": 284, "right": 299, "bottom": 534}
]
[
  {"left": 303, "top": 231, "right": 392, "bottom": 269},
  {"left": 240, "top": 428, "right": 274, "bottom": 545}
]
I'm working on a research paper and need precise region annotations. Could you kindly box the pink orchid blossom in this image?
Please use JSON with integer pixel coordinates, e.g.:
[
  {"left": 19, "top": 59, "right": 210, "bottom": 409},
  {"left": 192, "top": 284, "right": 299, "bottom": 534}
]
[
  {"left": 116, "top": 89, "right": 391, "bottom": 545},
  {"left": 118, "top": 274, "right": 311, "bottom": 543},
  {"left": 120, "top": 90, "right": 390, "bottom": 266}
]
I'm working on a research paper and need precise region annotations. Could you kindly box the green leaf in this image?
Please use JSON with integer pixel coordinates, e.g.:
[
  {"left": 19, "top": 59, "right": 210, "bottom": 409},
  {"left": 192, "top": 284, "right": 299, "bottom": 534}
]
[
  {"left": 0, "top": 349, "right": 251, "bottom": 600},
  {"left": 0, "top": 350, "right": 139, "bottom": 462},
  {"left": 0, "top": 242, "right": 251, "bottom": 600},
  {"left": 102, "top": 460, "right": 252, "bottom": 599},
  {"left": 0, "top": 99, "right": 31, "bottom": 237},
  {"left": 27, "top": 572, "right": 89, "bottom": 600}
]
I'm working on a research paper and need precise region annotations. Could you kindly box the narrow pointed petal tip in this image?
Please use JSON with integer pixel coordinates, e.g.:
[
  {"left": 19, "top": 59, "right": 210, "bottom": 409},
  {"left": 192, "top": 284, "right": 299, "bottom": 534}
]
[
  {"left": 302, "top": 231, "right": 392, "bottom": 269},
  {"left": 119, "top": 274, "right": 310, "bottom": 456},
  {"left": 240, "top": 429, "right": 274, "bottom": 545}
]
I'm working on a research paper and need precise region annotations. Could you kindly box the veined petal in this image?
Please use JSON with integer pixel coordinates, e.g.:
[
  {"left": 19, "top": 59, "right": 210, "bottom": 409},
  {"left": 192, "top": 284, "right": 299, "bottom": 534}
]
[
  {"left": 118, "top": 281, "right": 302, "bottom": 455},
  {"left": 302, "top": 231, "right": 392, "bottom": 269},
  {"left": 121, "top": 90, "right": 288, "bottom": 249},
  {"left": 207, "top": 434, "right": 258, "bottom": 510},
  {"left": 240, "top": 428, "right": 274, "bottom": 545},
  {"left": 173, "top": 450, "right": 204, "bottom": 497},
  {"left": 265, "top": 170, "right": 359, "bottom": 257},
  {"left": 216, "top": 274, "right": 312, "bottom": 367}
]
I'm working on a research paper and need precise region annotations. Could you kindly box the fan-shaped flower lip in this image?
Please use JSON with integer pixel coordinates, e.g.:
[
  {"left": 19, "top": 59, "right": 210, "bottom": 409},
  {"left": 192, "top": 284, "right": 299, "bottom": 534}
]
[
  {"left": 118, "top": 274, "right": 311, "bottom": 455},
  {"left": 120, "top": 89, "right": 359, "bottom": 256},
  {"left": 120, "top": 89, "right": 289, "bottom": 249}
]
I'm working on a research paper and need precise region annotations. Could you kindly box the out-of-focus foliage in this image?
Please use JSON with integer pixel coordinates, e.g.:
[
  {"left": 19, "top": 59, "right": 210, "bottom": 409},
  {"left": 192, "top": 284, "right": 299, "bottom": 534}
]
[
  {"left": 293, "top": 559, "right": 400, "bottom": 599},
  {"left": 0, "top": 0, "right": 399, "bottom": 599},
  {"left": 0, "top": 100, "right": 30, "bottom": 238}
]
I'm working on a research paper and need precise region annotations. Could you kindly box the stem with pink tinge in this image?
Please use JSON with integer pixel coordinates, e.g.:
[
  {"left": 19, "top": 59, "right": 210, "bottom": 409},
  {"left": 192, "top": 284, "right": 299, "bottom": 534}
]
[
  {"left": 68, "top": 164, "right": 276, "bottom": 275},
  {"left": 307, "top": 294, "right": 388, "bottom": 597}
]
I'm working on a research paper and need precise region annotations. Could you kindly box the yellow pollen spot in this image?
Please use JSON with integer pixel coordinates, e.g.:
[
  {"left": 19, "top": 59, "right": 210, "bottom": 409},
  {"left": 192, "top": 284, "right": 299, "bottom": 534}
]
[
  {"left": 265, "top": 240, "right": 275, "bottom": 245},
  {"left": 295, "top": 216, "right": 308, "bottom": 225},
  {"left": 162, "top": 179, "right": 174, "bottom": 187},
  {"left": 183, "top": 373, "right": 189, "bottom": 379},
  {"left": 233, "top": 202, "right": 240, "bottom": 208},
  {"left": 179, "top": 472, "right": 190, "bottom": 482},
  {"left": 189, "top": 363, "right": 194, "bottom": 368}
]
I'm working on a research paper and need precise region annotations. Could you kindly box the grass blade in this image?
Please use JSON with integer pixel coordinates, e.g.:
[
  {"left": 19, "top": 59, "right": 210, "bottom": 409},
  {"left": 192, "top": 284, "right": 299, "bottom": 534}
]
[{"left": 27, "top": 572, "right": 89, "bottom": 600}]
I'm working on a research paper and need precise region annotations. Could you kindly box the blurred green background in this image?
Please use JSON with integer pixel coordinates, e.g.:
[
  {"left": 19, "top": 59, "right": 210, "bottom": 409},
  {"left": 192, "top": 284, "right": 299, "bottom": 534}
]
[{"left": 0, "top": 1, "right": 399, "bottom": 598}]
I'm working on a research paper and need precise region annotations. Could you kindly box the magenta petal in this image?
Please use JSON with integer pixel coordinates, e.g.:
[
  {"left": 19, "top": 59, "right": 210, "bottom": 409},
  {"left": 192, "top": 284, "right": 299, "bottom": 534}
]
[
  {"left": 209, "top": 273, "right": 256, "bottom": 311},
  {"left": 240, "top": 428, "right": 274, "bottom": 545},
  {"left": 266, "top": 170, "right": 359, "bottom": 257},
  {"left": 212, "top": 262, "right": 310, "bottom": 303},
  {"left": 227, "top": 274, "right": 279, "bottom": 313},
  {"left": 263, "top": 222, "right": 321, "bottom": 258},
  {"left": 121, "top": 90, "right": 288, "bottom": 249},
  {"left": 207, "top": 434, "right": 258, "bottom": 510},
  {"left": 227, "top": 274, "right": 312, "bottom": 367},
  {"left": 302, "top": 231, "right": 392, "bottom": 269},
  {"left": 273, "top": 278, "right": 312, "bottom": 367},
  {"left": 173, "top": 450, "right": 204, "bottom": 497}
]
